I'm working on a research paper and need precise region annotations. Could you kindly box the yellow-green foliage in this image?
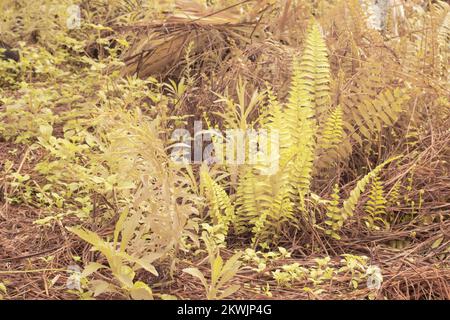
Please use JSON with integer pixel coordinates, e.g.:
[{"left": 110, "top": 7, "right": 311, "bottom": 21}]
[
  {"left": 344, "top": 87, "right": 410, "bottom": 145},
  {"left": 387, "top": 181, "right": 401, "bottom": 207},
  {"left": 364, "top": 175, "right": 388, "bottom": 230},
  {"left": 319, "top": 105, "right": 344, "bottom": 151},
  {"left": 325, "top": 184, "right": 342, "bottom": 240},
  {"left": 297, "top": 20, "right": 331, "bottom": 120},
  {"left": 233, "top": 21, "right": 328, "bottom": 241},
  {"left": 229, "top": 20, "right": 406, "bottom": 244},
  {"left": 234, "top": 169, "right": 266, "bottom": 235},
  {"left": 183, "top": 251, "right": 242, "bottom": 300},
  {"left": 68, "top": 212, "right": 157, "bottom": 300},
  {"left": 235, "top": 168, "right": 293, "bottom": 245},
  {"left": 282, "top": 22, "right": 325, "bottom": 206},
  {"left": 317, "top": 105, "right": 344, "bottom": 167},
  {"left": 324, "top": 158, "right": 398, "bottom": 239},
  {"left": 1, "top": 0, "right": 447, "bottom": 300},
  {"left": 232, "top": 87, "right": 294, "bottom": 242},
  {"left": 200, "top": 168, "right": 235, "bottom": 236},
  {"left": 341, "top": 159, "right": 394, "bottom": 222}
]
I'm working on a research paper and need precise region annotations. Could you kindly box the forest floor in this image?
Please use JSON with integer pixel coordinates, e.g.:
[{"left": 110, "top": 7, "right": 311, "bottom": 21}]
[{"left": 1, "top": 142, "right": 448, "bottom": 300}]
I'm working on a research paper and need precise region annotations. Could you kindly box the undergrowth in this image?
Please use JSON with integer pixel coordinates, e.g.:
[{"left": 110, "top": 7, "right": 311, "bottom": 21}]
[{"left": 0, "top": 0, "right": 448, "bottom": 300}]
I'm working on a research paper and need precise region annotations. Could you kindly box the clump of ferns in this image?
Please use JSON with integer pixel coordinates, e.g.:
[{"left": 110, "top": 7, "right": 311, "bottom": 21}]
[
  {"left": 236, "top": 20, "right": 331, "bottom": 245},
  {"left": 200, "top": 19, "right": 403, "bottom": 246}
]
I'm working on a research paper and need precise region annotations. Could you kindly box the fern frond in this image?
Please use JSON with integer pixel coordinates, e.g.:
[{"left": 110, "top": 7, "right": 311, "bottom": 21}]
[
  {"left": 344, "top": 87, "right": 409, "bottom": 144},
  {"left": 297, "top": 20, "right": 331, "bottom": 119},
  {"left": 341, "top": 158, "right": 397, "bottom": 222},
  {"left": 262, "top": 88, "right": 289, "bottom": 146},
  {"left": 324, "top": 184, "right": 342, "bottom": 240},
  {"left": 249, "top": 183, "right": 293, "bottom": 243},
  {"left": 251, "top": 173, "right": 294, "bottom": 245},
  {"left": 316, "top": 105, "right": 344, "bottom": 168},
  {"left": 319, "top": 105, "right": 344, "bottom": 150},
  {"left": 234, "top": 169, "right": 264, "bottom": 235},
  {"left": 283, "top": 59, "right": 316, "bottom": 206},
  {"left": 324, "top": 157, "right": 399, "bottom": 238},
  {"left": 283, "top": 57, "right": 316, "bottom": 151},
  {"left": 290, "top": 145, "right": 315, "bottom": 208},
  {"left": 438, "top": 10, "right": 450, "bottom": 51},
  {"left": 277, "top": 20, "right": 331, "bottom": 207},
  {"left": 364, "top": 175, "right": 388, "bottom": 230},
  {"left": 235, "top": 167, "right": 294, "bottom": 245},
  {"left": 200, "top": 169, "right": 234, "bottom": 235},
  {"left": 387, "top": 180, "right": 401, "bottom": 207}
]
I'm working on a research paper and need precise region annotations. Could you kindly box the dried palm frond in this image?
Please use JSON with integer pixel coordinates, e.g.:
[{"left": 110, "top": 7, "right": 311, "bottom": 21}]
[
  {"left": 119, "top": 22, "right": 260, "bottom": 78},
  {"left": 118, "top": 0, "right": 266, "bottom": 79}
]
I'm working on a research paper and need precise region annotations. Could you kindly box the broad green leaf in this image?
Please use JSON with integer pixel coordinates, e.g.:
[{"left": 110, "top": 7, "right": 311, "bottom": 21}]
[
  {"left": 116, "top": 251, "right": 159, "bottom": 276},
  {"left": 0, "top": 283, "right": 6, "bottom": 294},
  {"left": 211, "top": 254, "right": 224, "bottom": 287},
  {"left": 39, "top": 124, "right": 53, "bottom": 138},
  {"left": 431, "top": 237, "right": 444, "bottom": 249},
  {"left": 115, "top": 265, "right": 135, "bottom": 289},
  {"left": 182, "top": 267, "right": 207, "bottom": 288},
  {"left": 114, "top": 208, "right": 129, "bottom": 248},
  {"left": 90, "top": 279, "right": 114, "bottom": 297},
  {"left": 129, "top": 281, "right": 153, "bottom": 300},
  {"left": 218, "top": 284, "right": 240, "bottom": 299},
  {"left": 81, "top": 262, "right": 106, "bottom": 278}
]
